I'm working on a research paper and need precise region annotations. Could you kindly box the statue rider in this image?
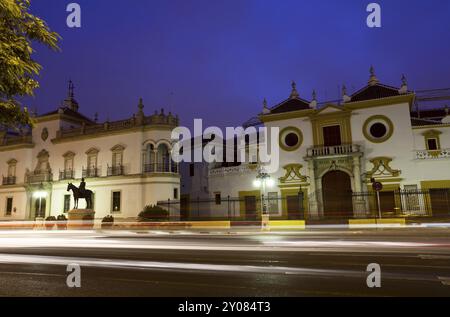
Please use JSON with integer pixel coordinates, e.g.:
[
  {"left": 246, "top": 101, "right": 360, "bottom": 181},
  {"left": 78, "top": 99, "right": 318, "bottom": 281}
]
[{"left": 79, "top": 177, "right": 86, "bottom": 197}]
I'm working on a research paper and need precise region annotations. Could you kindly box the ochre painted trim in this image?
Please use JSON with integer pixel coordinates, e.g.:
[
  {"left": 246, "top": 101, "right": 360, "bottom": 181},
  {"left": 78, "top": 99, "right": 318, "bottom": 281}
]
[
  {"left": 279, "top": 127, "right": 303, "bottom": 151},
  {"left": 344, "top": 94, "right": 415, "bottom": 110},
  {"left": 238, "top": 190, "right": 261, "bottom": 219},
  {"left": 280, "top": 188, "right": 308, "bottom": 219},
  {"left": 420, "top": 180, "right": 450, "bottom": 189},
  {"left": 362, "top": 115, "right": 394, "bottom": 143}
]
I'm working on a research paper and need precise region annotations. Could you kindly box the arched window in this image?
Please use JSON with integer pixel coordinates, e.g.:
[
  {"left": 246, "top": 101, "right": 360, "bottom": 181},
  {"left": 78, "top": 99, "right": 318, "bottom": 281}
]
[
  {"left": 143, "top": 143, "right": 155, "bottom": 172},
  {"left": 157, "top": 143, "right": 170, "bottom": 172}
]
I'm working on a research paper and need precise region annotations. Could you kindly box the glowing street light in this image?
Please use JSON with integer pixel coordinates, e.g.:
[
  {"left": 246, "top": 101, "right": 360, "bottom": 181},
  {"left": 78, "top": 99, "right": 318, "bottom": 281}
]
[
  {"left": 33, "top": 183, "right": 47, "bottom": 218},
  {"left": 253, "top": 167, "right": 275, "bottom": 216}
]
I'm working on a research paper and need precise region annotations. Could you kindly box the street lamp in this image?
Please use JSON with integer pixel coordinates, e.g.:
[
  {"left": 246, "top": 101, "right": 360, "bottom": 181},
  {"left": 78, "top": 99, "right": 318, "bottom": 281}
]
[
  {"left": 33, "top": 183, "right": 47, "bottom": 218},
  {"left": 253, "top": 168, "right": 275, "bottom": 216}
]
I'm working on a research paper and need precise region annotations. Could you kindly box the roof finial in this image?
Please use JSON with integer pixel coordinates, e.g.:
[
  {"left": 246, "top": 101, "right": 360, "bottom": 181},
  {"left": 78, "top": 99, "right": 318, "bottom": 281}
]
[
  {"left": 63, "top": 79, "right": 79, "bottom": 112},
  {"left": 289, "top": 81, "right": 300, "bottom": 99},
  {"left": 368, "top": 66, "right": 379, "bottom": 86},
  {"left": 68, "top": 80, "right": 74, "bottom": 98},
  {"left": 399, "top": 74, "right": 408, "bottom": 94},
  {"left": 309, "top": 90, "right": 318, "bottom": 109},
  {"left": 262, "top": 98, "right": 270, "bottom": 114},
  {"left": 342, "top": 84, "right": 351, "bottom": 103}
]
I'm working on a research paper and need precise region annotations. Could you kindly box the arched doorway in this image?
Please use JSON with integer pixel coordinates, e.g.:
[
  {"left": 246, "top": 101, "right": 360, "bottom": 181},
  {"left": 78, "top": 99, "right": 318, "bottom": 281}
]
[{"left": 321, "top": 170, "right": 353, "bottom": 218}]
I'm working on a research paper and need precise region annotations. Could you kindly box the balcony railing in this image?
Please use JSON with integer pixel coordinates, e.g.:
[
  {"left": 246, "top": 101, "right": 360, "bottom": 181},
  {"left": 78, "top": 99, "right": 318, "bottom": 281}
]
[
  {"left": 2, "top": 176, "right": 16, "bottom": 185},
  {"left": 82, "top": 167, "right": 101, "bottom": 178},
  {"left": 107, "top": 165, "right": 124, "bottom": 176},
  {"left": 416, "top": 149, "right": 450, "bottom": 159},
  {"left": 143, "top": 163, "right": 178, "bottom": 174},
  {"left": 306, "top": 144, "right": 360, "bottom": 158},
  {"left": 25, "top": 171, "right": 53, "bottom": 184},
  {"left": 59, "top": 169, "right": 74, "bottom": 180}
]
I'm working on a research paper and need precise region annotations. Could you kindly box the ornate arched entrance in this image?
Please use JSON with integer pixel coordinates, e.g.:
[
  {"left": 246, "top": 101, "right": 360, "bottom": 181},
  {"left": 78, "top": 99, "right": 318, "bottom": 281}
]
[{"left": 321, "top": 170, "right": 353, "bottom": 218}]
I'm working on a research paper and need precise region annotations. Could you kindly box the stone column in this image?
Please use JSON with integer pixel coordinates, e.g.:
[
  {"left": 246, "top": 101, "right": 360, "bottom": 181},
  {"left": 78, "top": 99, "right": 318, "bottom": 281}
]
[
  {"left": 352, "top": 155, "right": 365, "bottom": 218},
  {"left": 307, "top": 159, "right": 319, "bottom": 219}
]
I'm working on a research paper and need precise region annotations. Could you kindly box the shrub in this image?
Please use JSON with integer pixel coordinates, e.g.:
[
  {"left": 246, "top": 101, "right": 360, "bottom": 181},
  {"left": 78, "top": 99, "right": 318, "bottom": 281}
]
[
  {"left": 45, "top": 216, "right": 56, "bottom": 221},
  {"left": 57, "top": 214, "right": 67, "bottom": 221},
  {"left": 138, "top": 205, "right": 169, "bottom": 221},
  {"left": 102, "top": 215, "right": 114, "bottom": 223}
]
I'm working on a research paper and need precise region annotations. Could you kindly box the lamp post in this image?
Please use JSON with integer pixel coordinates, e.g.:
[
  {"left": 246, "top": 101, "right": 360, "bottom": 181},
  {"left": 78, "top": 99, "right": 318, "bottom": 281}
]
[
  {"left": 253, "top": 167, "right": 275, "bottom": 230},
  {"left": 33, "top": 183, "right": 47, "bottom": 218}
]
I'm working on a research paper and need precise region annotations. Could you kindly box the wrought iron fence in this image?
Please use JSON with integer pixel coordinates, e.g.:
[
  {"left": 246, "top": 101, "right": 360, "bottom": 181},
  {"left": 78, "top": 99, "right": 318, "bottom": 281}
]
[{"left": 156, "top": 189, "right": 450, "bottom": 221}]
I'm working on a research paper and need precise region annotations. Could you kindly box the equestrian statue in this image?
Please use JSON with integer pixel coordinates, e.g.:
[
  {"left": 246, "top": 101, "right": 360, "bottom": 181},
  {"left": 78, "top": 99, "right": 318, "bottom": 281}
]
[{"left": 67, "top": 178, "right": 93, "bottom": 209}]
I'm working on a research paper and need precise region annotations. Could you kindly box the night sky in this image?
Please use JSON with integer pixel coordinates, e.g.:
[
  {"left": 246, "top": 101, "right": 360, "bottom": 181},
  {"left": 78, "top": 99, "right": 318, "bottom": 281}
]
[{"left": 26, "top": 0, "right": 450, "bottom": 129}]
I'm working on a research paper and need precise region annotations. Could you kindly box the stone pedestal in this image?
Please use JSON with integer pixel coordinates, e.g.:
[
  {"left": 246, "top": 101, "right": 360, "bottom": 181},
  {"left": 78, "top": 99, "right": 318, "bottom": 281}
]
[{"left": 68, "top": 209, "right": 95, "bottom": 229}]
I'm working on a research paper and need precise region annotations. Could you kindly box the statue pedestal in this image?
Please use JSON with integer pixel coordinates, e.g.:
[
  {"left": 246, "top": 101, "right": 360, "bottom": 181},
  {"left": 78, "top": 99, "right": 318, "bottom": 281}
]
[{"left": 68, "top": 209, "right": 95, "bottom": 229}]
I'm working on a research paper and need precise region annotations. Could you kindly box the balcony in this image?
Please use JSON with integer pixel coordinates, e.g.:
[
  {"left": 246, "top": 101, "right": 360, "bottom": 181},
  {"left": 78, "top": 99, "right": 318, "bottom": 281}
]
[
  {"left": 25, "top": 171, "right": 53, "bottom": 184},
  {"left": 107, "top": 165, "right": 124, "bottom": 176},
  {"left": 416, "top": 149, "right": 450, "bottom": 159},
  {"left": 143, "top": 163, "right": 178, "bottom": 174},
  {"left": 209, "top": 163, "right": 256, "bottom": 177},
  {"left": 2, "top": 176, "right": 16, "bottom": 185},
  {"left": 82, "top": 167, "right": 101, "bottom": 178},
  {"left": 59, "top": 169, "right": 74, "bottom": 180},
  {"left": 306, "top": 144, "right": 360, "bottom": 158}
]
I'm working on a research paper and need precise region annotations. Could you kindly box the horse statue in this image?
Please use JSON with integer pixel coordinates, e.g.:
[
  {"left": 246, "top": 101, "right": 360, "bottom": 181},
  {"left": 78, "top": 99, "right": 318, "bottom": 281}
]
[{"left": 67, "top": 183, "right": 93, "bottom": 209}]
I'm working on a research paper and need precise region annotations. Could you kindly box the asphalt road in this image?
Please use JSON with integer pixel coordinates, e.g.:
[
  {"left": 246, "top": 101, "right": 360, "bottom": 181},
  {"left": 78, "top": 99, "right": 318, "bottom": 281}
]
[{"left": 0, "top": 228, "right": 449, "bottom": 296}]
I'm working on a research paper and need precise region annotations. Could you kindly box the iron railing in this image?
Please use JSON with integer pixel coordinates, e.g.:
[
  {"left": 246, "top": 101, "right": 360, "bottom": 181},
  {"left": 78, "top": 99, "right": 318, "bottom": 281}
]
[
  {"left": 82, "top": 167, "right": 100, "bottom": 178},
  {"left": 107, "top": 165, "right": 124, "bottom": 176},
  {"left": 2, "top": 176, "right": 16, "bottom": 185},
  {"left": 143, "top": 163, "right": 178, "bottom": 173},
  {"left": 59, "top": 169, "right": 74, "bottom": 180},
  {"left": 25, "top": 171, "right": 53, "bottom": 184},
  {"left": 155, "top": 189, "right": 450, "bottom": 221}
]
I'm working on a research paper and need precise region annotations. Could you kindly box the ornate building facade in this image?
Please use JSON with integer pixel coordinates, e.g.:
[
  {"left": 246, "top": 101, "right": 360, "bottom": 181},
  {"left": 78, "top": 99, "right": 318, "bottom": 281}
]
[
  {"left": 0, "top": 83, "right": 180, "bottom": 220},
  {"left": 183, "top": 68, "right": 450, "bottom": 220}
]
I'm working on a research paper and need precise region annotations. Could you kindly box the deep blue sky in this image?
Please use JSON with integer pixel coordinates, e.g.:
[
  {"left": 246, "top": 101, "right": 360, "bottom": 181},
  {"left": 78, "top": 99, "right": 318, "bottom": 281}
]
[{"left": 26, "top": 0, "right": 450, "bottom": 128}]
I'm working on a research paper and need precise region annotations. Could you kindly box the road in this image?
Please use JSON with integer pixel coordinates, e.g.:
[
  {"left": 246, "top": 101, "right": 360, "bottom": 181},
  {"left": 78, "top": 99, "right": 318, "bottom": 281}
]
[{"left": 0, "top": 227, "right": 449, "bottom": 296}]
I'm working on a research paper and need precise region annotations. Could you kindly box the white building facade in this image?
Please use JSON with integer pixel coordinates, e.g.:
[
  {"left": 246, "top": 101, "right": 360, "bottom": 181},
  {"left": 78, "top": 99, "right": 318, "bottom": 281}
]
[
  {"left": 0, "top": 86, "right": 180, "bottom": 220},
  {"left": 183, "top": 69, "right": 450, "bottom": 221}
]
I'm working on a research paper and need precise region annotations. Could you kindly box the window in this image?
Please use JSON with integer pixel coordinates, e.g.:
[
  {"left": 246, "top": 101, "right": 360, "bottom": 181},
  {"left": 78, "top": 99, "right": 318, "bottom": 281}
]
[
  {"left": 369, "top": 123, "right": 387, "bottom": 138},
  {"left": 5, "top": 197, "right": 13, "bottom": 216},
  {"left": 64, "top": 157, "right": 74, "bottom": 171},
  {"left": 279, "top": 127, "right": 303, "bottom": 151},
  {"left": 189, "top": 163, "right": 195, "bottom": 177},
  {"left": 285, "top": 133, "right": 299, "bottom": 147},
  {"left": 7, "top": 160, "right": 17, "bottom": 177},
  {"left": 363, "top": 115, "right": 394, "bottom": 143},
  {"left": 63, "top": 195, "right": 71, "bottom": 213},
  {"left": 323, "top": 125, "right": 342, "bottom": 146},
  {"left": 174, "top": 188, "right": 178, "bottom": 199},
  {"left": 87, "top": 154, "right": 97, "bottom": 169},
  {"left": 215, "top": 192, "right": 221, "bottom": 205},
  {"left": 35, "top": 149, "right": 50, "bottom": 173},
  {"left": 112, "top": 191, "right": 121, "bottom": 212},
  {"left": 427, "top": 138, "right": 438, "bottom": 151}
]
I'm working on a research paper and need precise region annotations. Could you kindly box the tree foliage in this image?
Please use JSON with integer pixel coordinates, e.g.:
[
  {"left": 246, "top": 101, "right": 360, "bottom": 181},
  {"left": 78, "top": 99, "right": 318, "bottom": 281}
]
[{"left": 0, "top": 0, "right": 59, "bottom": 130}]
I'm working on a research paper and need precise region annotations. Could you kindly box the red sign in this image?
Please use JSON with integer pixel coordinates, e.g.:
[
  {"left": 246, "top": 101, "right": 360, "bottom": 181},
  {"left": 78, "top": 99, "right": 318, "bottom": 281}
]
[{"left": 372, "top": 182, "right": 383, "bottom": 191}]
